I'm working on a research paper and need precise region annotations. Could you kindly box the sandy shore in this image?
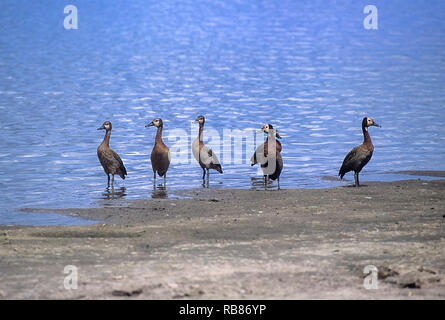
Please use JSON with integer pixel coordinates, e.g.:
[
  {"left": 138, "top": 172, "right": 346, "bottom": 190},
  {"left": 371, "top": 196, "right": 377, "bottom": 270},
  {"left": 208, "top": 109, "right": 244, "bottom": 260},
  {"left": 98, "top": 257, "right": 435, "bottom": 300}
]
[{"left": 1, "top": 178, "right": 445, "bottom": 299}]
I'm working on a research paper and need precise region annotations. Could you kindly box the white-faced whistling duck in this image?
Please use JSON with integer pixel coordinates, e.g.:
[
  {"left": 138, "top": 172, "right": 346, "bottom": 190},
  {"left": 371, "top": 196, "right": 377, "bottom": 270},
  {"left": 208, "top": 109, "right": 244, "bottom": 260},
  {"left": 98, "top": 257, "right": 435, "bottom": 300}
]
[
  {"left": 339, "top": 117, "right": 381, "bottom": 187},
  {"left": 146, "top": 118, "right": 171, "bottom": 186},
  {"left": 251, "top": 124, "right": 283, "bottom": 189},
  {"left": 192, "top": 115, "right": 223, "bottom": 186},
  {"left": 97, "top": 121, "right": 127, "bottom": 186}
]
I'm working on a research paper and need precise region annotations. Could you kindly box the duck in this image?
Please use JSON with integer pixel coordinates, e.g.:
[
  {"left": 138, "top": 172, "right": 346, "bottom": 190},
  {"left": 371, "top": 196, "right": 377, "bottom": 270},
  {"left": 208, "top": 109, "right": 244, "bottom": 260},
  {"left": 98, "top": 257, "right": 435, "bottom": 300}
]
[
  {"left": 97, "top": 121, "right": 127, "bottom": 186},
  {"left": 192, "top": 115, "right": 223, "bottom": 186},
  {"left": 146, "top": 118, "right": 170, "bottom": 186},
  {"left": 339, "top": 117, "right": 381, "bottom": 187},
  {"left": 251, "top": 124, "right": 283, "bottom": 188}
]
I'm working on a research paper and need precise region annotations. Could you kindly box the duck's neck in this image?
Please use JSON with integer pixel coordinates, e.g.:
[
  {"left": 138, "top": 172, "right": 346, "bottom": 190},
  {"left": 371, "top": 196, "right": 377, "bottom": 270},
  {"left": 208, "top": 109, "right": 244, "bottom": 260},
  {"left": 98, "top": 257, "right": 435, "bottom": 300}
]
[
  {"left": 155, "top": 126, "right": 164, "bottom": 144},
  {"left": 362, "top": 125, "right": 373, "bottom": 148},
  {"left": 198, "top": 124, "right": 204, "bottom": 142},
  {"left": 102, "top": 130, "right": 111, "bottom": 147}
]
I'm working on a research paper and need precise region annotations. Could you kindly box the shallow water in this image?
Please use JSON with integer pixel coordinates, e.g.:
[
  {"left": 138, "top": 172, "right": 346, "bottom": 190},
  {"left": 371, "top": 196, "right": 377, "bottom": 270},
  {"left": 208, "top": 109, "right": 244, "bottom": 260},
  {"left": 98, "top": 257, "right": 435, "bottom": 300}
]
[{"left": 1, "top": 0, "right": 445, "bottom": 225}]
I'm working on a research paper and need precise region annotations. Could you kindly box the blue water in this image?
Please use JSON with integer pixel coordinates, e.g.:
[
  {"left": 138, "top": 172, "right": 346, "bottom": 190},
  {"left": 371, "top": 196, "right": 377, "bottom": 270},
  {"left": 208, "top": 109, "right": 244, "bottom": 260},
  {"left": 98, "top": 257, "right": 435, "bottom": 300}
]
[{"left": 1, "top": 0, "right": 445, "bottom": 225}]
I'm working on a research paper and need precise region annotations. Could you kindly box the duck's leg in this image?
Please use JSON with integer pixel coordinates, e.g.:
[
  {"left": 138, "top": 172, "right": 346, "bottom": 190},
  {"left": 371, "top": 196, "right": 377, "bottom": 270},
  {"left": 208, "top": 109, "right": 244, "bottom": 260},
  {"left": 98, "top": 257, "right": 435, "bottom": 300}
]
[
  {"left": 354, "top": 172, "right": 360, "bottom": 187},
  {"left": 202, "top": 168, "right": 206, "bottom": 185},
  {"left": 107, "top": 174, "right": 110, "bottom": 187},
  {"left": 111, "top": 174, "right": 115, "bottom": 186},
  {"left": 206, "top": 168, "right": 210, "bottom": 187},
  {"left": 164, "top": 173, "right": 166, "bottom": 187},
  {"left": 277, "top": 177, "right": 280, "bottom": 190}
]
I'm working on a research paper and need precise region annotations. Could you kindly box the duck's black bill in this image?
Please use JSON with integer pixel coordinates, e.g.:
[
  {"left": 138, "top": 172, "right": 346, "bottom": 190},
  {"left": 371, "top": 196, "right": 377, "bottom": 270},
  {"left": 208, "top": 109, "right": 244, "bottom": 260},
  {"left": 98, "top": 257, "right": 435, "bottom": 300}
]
[
  {"left": 97, "top": 125, "right": 105, "bottom": 130},
  {"left": 145, "top": 122, "right": 154, "bottom": 127}
]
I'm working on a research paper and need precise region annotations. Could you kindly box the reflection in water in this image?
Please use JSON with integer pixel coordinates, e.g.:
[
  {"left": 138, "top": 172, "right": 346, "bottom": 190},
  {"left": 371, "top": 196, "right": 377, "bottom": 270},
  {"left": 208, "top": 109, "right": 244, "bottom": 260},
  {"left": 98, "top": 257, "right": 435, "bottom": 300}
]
[
  {"left": 102, "top": 186, "right": 127, "bottom": 200},
  {"left": 152, "top": 184, "right": 168, "bottom": 199},
  {"left": 250, "top": 177, "right": 280, "bottom": 191}
]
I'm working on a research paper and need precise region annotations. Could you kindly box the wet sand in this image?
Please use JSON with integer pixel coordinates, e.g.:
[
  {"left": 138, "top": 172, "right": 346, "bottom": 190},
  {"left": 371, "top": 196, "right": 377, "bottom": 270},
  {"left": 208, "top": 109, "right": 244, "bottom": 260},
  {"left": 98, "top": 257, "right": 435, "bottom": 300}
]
[{"left": 1, "top": 177, "right": 445, "bottom": 299}]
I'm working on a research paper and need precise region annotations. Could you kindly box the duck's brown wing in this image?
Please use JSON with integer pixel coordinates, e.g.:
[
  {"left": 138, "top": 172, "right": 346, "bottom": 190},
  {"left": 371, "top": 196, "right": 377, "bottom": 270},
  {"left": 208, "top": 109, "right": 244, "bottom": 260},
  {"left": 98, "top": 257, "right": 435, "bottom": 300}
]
[
  {"left": 151, "top": 146, "right": 170, "bottom": 177},
  {"left": 251, "top": 143, "right": 266, "bottom": 166},
  {"left": 339, "top": 146, "right": 358, "bottom": 178},
  {"left": 111, "top": 149, "right": 127, "bottom": 178},
  {"left": 200, "top": 144, "right": 223, "bottom": 173},
  {"left": 339, "top": 145, "right": 372, "bottom": 178},
  {"left": 276, "top": 140, "right": 282, "bottom": 153},
  {"left": 269, "top": 153, "right": 283, "bottom": 181}
]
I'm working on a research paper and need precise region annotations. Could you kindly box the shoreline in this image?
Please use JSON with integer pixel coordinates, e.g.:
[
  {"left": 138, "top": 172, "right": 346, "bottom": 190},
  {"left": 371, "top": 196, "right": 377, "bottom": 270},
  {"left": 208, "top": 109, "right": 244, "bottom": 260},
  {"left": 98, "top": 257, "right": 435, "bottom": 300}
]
[
  {"left": 1, "top": 178, "right": 444, "bottom": 299},
  {"left": 15, "top": 169, "right": 445, "bottom": 227},
  {"left": 8, "top": 169, "right": 445, "bottom": 228}
]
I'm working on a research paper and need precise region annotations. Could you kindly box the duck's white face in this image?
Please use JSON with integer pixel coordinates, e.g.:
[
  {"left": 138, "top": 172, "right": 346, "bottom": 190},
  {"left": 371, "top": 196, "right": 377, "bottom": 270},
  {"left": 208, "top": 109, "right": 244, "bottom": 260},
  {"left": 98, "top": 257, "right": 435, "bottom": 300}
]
[
  {"left": 261, "top": 124, "right": 270, "bottom": 133},
  {"left": 194, "top": 116, "right": 205, "bottom": 124},
  {"left": 98, "top": 121, "right": 112, "bottom": 131},
  {"left": 146, "top": 118, "right": 163, "bottom": 128},
  {"left": 366, "top": 117, "right": 381, "bottom": 128},
  {"left": 152, "top": 118, "right": 161, "bottom": 127}
]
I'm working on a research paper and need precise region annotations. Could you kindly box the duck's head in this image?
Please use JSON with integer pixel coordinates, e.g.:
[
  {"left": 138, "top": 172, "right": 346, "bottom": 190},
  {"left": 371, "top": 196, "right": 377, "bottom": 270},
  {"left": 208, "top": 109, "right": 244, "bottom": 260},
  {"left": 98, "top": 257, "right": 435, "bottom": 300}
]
[
  {"left": 146, "top": 118, "right": 163, "bottom": 128},
  {"left": 258, "top": 124, "right": 281, "bottom": 138},
  {"left": 363, "top": 117, "right": 381, "bottom": 129},
  {"left": 98, "top": 121, "right": 112, "bottom": 131},
  {"left": 193, "top": 115, "right": 205, "bottom": 125}
]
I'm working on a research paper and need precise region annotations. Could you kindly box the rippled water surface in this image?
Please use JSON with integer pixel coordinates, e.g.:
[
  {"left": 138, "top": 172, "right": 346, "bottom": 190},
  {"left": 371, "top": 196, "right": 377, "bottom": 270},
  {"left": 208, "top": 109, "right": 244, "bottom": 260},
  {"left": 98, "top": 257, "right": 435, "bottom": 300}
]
[{"left": 1, "top": 0, "right": 445, "bottom": 225}]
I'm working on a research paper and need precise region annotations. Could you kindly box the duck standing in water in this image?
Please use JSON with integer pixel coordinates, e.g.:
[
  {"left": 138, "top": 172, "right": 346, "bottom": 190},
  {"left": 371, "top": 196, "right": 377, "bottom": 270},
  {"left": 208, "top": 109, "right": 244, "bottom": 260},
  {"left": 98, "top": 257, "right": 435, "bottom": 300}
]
[
  {"left": 146, "top": 118, "right": 170, "bottom": 186},
  {"left": 192, "top": 115, "right": 223, "bottom": 186},
  {"left": 251, "top": 124, "right": 283, "bottom": 189},
  {"left": 339, "top": 117, "right": 381, "bottom": 187},
  {"left": 97, "top": 121, "right": 127, "bottom": 186}
]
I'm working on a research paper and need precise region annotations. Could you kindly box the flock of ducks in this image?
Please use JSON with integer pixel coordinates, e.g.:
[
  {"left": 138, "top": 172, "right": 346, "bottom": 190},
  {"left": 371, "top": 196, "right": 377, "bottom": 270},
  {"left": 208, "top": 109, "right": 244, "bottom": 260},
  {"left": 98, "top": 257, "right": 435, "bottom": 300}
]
[{"left": 97, "top": 116, "right": 380, "bottom": 189}]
